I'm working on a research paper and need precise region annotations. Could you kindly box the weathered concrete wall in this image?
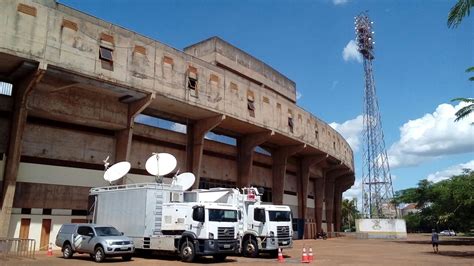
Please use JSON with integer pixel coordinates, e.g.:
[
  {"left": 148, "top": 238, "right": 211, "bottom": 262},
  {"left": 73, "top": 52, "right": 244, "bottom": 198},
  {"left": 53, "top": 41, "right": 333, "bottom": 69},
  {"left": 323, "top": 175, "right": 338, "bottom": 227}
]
[{"left": 0, "top": 0, "right": 354, "bottom": 172}]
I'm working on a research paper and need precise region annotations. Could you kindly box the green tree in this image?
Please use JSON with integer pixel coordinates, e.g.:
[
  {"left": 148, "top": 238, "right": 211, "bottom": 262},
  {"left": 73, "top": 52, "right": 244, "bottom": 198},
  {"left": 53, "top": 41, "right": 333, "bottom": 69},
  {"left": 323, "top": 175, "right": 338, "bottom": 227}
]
[
  {"left": 448, "top": 1, "right": 474, "bottom": 122},
  {"left": 393, "top": 171, "right": 474, "bottom": 233},
  {"left": 447, "top": 0, "right": 474, "bottom": 28},
  {"left": 341, "top": 199, "right": 360, "bottom": 231}
]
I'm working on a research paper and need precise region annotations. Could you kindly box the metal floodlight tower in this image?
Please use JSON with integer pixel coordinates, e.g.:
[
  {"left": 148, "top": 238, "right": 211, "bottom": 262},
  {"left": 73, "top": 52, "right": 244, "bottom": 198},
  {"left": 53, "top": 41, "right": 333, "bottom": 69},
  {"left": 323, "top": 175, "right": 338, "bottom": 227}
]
[{"left": 355, "top": 13, "right": 396, "bottom": 219}]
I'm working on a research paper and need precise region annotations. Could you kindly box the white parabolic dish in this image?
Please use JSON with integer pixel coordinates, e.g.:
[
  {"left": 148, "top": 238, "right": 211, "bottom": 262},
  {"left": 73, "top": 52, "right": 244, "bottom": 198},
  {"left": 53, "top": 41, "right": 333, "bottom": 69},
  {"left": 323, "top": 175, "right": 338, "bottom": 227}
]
[
  {"left": 104, "top": 161, "right": 131, "bottom": 182},
  {"left": 175, "top": 172, "right": 196, "bottom": 191},
  {"left": 145, "top": 153, "right": 177, "bottom": 176}
]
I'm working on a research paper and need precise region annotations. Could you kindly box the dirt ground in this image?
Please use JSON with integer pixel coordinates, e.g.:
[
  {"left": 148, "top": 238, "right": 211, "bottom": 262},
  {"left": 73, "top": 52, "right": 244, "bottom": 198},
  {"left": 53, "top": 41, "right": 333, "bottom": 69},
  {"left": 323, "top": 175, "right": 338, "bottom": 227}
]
[{"left": 2, "top": 234, "right": 473, "bottom": 266}]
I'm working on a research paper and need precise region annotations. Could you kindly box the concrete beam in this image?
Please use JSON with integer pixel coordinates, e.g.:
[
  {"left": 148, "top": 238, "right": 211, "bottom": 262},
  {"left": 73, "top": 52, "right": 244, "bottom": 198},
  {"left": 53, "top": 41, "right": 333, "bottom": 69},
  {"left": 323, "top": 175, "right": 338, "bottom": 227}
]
[
  {"left": 115, "top": 93, "right": 155, "bottom": 184},
  {"left": 237, "top": 130, "right": 274, "bottom": 187},
  {"left": 0, "top": 68, "right": 44, "bottom": 237},
  {"left": 325, "top": 177, "right": 336, "bottom": 233},
  {"left": 271, "top": 144, "right": 305, "bottom": 204},
  {"left": 298, "top": 154, "right": 328, "bottom": 221},
  {"left": 188, "top": 115, "right": 226, "bottom": 189},
  {"left": 314, "top": 177, "right": 325, "bottom": 234},
  {"left": 334, "top": 185, "right": 344, "bottom": 232}
]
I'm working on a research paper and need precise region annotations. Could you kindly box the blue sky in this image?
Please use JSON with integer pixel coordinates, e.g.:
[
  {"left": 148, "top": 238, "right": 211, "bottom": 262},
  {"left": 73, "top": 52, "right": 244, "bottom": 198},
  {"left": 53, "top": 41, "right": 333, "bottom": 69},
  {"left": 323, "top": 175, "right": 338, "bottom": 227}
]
[{"left": 60, "top": 0, "right": 473, "bottom": 198}]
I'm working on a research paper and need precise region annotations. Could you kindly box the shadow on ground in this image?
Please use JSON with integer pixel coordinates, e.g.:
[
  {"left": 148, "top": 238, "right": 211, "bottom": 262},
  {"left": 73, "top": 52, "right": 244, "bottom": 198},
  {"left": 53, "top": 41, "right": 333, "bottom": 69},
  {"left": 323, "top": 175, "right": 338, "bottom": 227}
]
[{"left": 422, "top": 251, "right": 474, "bottom": 258}]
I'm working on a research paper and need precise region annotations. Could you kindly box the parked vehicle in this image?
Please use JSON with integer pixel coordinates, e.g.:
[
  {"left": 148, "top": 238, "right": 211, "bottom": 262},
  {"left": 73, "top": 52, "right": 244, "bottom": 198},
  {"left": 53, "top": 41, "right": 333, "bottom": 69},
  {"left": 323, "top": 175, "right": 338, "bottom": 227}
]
[
  {"left": 439, "top": 230, "right": 456, "bottom": 236},
  {"left": 55, "top": 223, "right": 134, "bottom": 262},
  {"left": 89, "top": 183, "right": 240, "bottom": 262},
  {"left": 193, "top": 187, "right": 293, "bottom": 257}
]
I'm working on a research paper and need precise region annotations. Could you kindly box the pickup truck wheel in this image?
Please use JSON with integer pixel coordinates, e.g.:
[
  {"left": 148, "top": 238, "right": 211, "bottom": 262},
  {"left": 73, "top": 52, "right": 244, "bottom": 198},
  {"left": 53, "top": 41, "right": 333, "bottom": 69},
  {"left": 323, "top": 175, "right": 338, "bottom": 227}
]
[
  {"left": 62, "top": 243, "right": 73, "bottom": 259},
  {"left": 213, "top": 254, "right": 227, "bottom": 262},
  {"left": 122, "top": 255, "right": 132, "bottom": 261},
  {"left": 243, "top": 238, "right": 258, "bottom": 258},
  {"left": 180, "top": 240, "right": 195, "bottom": 262},
  {"left": 94, "top": 246, "right": 105, "bottom": 263}
]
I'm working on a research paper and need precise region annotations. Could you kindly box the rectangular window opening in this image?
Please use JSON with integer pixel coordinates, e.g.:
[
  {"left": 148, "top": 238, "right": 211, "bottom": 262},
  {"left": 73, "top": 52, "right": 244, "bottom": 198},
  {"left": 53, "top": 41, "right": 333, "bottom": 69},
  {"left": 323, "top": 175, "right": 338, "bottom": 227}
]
[
  {"left": 0, "top": 81, "right": 13, "bottom": 96},
  {"left": 288, "top": 117, "right": 294, "bottom": 133},
  {"left": 188, "top": 77, "right": 198, "bottom": 90},
  {"left": 99, "top": 46, "right": 113, "bottom": 62}
]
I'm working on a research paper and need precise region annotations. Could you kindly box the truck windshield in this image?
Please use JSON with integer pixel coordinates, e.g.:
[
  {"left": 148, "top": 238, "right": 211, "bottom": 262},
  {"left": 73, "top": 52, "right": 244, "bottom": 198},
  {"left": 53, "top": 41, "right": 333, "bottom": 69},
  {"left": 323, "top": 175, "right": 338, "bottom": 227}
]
[
  {"left": 208, "top": 209, "right": 238, "bottom": 222},
  {"left": 95, "top": 226, "right": 122, "bottom": 236},
  {"left": 269, "top": 211, "right": 291, "bottom": 222}
]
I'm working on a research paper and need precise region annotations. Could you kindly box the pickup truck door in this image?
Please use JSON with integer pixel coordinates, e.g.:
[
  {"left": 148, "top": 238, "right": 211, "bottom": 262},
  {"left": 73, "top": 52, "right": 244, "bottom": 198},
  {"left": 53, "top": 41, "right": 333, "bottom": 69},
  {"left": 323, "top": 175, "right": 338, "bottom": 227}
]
[{"left": 75, "top": 226, "right": 95, "bottom": 253}]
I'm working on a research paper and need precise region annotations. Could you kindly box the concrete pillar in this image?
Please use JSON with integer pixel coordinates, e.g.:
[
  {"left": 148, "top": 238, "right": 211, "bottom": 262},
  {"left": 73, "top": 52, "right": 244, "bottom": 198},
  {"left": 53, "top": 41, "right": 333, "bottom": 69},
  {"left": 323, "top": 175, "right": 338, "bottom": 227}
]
[
  {"left": 324, "top": 168, "right": 352, "bottom": 234},
  {"left": 188, "top": 115, "right": 225, "bottom": 189},
  {"left": 237, "top": 131, "right": 273, "bottom": 187},
  {"left": 0, "top": 69, "right": 44, "bottom": 237},
  {"left": 298, "top": 155, "right": 327, "bottom": 220},
  {"left": 314, "top": 177, "right": 325, "bottom": 234},
  {"left": 324, "top": 177, "right": 335, "bottom": 233},
  {"left": 271, "top": 144, "right": 305, "bottom": 204},
  {"left": 115, "top": 93, "right": 154, "bottom": 184},
  {"left": 334, "top": 185, "right": 343, "bottom": 232}
]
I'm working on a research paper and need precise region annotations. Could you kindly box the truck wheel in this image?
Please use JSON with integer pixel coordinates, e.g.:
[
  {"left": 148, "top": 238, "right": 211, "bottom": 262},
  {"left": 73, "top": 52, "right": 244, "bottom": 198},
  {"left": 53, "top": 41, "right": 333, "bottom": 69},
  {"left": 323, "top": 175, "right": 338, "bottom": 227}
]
[
  {"left": 180, "top": 240, "right": 195, "bottom": 262},
  {"left": 93, "top": 246, "right": 106, "bottom": 263},
  {"left": 243, "top": 238, "right": 258, "bottom": 258},
  {"left": 122, "top": 255, "right": 132, "bottom": 261},
  {"left": 62, "top": 243, "right": 73, "bottom": 259},
  {"left": 213, "top": 254, "right": 227, "bottom": 262}
]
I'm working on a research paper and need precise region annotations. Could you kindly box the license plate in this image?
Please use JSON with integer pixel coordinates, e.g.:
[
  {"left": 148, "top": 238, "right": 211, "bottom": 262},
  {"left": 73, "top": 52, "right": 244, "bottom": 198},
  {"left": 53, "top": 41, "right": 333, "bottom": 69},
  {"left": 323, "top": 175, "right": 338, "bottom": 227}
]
[
  {"left": 282, "top": 241, "right": 288, "bottom": 245},
  {"left": 120, "top": 247, "right": 129, "bottom": 251},
  {"left": 224, "top": 244, "right": 231, "bottom": 248}
]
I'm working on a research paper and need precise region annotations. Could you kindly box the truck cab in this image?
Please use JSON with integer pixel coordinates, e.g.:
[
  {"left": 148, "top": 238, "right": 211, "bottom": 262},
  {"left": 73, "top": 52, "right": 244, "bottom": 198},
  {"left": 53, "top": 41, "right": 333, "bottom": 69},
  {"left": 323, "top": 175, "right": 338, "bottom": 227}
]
[
  {"left": 169, "top": 202, "right": 240, "bottom": 262},
  {"left": 243, "top": 204, "right": 293, "bottom": 257}
]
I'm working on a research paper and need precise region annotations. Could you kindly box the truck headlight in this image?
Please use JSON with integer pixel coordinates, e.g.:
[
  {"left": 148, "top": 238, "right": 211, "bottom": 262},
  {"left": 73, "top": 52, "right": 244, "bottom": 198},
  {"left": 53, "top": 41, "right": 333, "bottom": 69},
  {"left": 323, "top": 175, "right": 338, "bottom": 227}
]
[{"left": 209, "top": 233, "right": 214, "bottom": 239}]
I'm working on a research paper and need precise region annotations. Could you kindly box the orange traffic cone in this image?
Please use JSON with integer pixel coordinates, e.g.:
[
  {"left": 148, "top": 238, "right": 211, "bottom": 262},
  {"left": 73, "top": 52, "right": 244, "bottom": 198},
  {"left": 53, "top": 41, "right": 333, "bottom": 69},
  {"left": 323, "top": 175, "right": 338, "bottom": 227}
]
[
  {"left": 301, "top": 247, "right": 309, "bottom": 263},
  {"left": 308, "top": 247, "right": 314, "bottom": 262},
  {"left": 277, "top": 248, "right": 285, "bottom": 263},
  {"left": 47, "top": 242, "right": 53, "bottom": 256}
]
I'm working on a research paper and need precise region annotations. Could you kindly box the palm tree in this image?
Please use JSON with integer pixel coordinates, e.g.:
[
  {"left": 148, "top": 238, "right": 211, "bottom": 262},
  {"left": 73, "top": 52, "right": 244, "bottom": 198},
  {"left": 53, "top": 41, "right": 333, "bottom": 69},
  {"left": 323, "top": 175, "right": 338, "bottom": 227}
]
[
  {"left": 452, "top": 67, "right": 474, "bottom": 123},
  {"left": 341, "top": 199, "right": 359, "bottom": 231},
  {"left": 447, "top": 0, "right": 474, "bottom": 28}
]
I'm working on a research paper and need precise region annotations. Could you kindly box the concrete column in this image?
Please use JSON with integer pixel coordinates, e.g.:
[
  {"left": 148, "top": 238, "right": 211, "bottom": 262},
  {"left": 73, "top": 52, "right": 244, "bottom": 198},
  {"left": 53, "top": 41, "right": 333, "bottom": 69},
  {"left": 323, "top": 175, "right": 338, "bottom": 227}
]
[
  {"left": 188, "top": 115, "right": 225, "bottom": 189},
  {"left": 298, "top": 155, "right": 327, "bottom": 220},
  {"left": 334, "top": 185, "right": 343, "bottom": 232},
  {"left": 115, "top": 93, "right": 154, "bottom": 184},
  {"left": 324, "top": 177, "right": 335, "bottom": 233},
  {"left": 324, "top": 168, "right": 352, "bottom": 234},
  {"left": 237, "top": 131, "right": 273, "bottom": 187},
  {"left": 314, "top": 177, "right": 325, "bottom": 234},
  {"left": 271, "top": 144, "right": 305, "bottom": 204},
  {"left": 0, "top": 69, "right": 44, "bottom": 237}
]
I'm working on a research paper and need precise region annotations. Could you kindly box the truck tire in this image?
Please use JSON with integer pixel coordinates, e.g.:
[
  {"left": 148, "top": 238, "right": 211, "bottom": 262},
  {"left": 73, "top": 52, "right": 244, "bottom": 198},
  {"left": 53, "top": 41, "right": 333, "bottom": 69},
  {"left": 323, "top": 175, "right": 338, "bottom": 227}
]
[
  {"left": 213, "top": 254, "right": 227, "bottom": 262},
  {"left": 180, "top": 240, "right": 196, "bottom": 262},
  {"left": 62, "top": 243, "right": 73, "bottom": 259},
  {"left": 243, "top": 238, "right": 259, "bottom": 258},
  {"left": 93, "top": 246, "right": 106, "bottom": 263}
]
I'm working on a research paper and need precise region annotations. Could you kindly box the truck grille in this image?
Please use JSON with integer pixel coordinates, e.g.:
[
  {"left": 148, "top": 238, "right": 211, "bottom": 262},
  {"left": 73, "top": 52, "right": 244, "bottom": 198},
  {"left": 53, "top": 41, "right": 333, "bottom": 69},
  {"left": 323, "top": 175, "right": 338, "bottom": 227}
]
[
  {"left": 218, "top": 227, "right": 235, "bottom": 240},
  {"left": 112, "top": 241, "right": 131, "bottom": 245},
  {"left": 277, "top": 226, "right": 290, "bottom": 238}
]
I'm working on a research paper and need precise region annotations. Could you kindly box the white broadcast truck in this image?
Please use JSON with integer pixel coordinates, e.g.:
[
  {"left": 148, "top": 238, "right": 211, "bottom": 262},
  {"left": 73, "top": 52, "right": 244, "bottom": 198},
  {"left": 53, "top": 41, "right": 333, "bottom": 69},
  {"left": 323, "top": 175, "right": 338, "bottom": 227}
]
[
  {"left": 194, "top": 187, "right": 293, "bottom": 257},
  {"left": 89, "top": 183, "right": 240, "bottom": 262}
]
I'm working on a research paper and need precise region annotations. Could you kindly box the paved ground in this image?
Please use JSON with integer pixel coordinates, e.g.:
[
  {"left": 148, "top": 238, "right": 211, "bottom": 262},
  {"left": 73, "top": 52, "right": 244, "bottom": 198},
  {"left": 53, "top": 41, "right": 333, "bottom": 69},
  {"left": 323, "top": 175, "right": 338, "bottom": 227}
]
[{"left": 2, "top": 234, "right": 473, "bottom": 266}]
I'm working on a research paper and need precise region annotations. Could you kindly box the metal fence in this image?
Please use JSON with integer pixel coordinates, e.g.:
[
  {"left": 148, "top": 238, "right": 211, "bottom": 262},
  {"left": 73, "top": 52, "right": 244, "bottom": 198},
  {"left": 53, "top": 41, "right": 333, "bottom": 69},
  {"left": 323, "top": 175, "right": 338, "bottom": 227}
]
[{"left": 0, "top": 238, "right": 36, "bottom": 259}]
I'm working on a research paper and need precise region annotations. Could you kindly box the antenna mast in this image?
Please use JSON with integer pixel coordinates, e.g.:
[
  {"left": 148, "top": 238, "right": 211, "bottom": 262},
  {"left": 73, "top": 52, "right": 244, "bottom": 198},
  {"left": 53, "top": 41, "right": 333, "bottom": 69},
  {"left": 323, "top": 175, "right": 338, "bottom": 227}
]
[{"left": 355, "top": 13, "right": 396, "bottom": 218}]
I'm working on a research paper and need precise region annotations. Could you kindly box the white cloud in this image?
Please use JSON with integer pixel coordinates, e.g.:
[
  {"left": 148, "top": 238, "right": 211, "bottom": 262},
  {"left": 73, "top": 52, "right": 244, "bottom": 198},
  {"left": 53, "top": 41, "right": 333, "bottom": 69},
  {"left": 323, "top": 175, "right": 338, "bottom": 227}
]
[
  {"left": 333, "top": 0, "right": 349, "bottom": 5},
  {"left": 170, "top": 123, "right": 186, "bottom": 133},
  {"left": 296, "top": 91, "right": 302, "bottom": 100},
  {"left": 329, "top": 115, "right": 364, "bottom": 152},
  {"left": 388, "top": 102, "right": 474, "bottom": 168},
  {"left": 426, "top": 160, "right": 474, "bottom": 183},
  {"left": 342, "top": 40, "right": 362, "bottom": 63}
]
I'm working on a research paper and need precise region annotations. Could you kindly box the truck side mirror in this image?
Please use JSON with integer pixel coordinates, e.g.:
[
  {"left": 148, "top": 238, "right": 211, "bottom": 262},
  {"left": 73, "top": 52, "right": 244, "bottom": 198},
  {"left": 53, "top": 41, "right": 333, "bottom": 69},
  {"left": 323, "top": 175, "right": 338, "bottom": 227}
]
[{"left": 192, "top": 206, "right": 205, "bottom": 223}]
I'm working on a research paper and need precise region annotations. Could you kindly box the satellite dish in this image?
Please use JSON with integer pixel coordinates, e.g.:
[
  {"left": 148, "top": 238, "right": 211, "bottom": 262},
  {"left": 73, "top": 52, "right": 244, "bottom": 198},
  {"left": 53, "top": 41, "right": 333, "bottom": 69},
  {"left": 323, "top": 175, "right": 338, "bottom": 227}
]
[
  {"left": 104, "top": 161, "right": 131, "bottom": 182},
  {"left": 175, "top": 172, "right": 195, "bottom": 191},
  {"left": 145, "top": 153, "right": 177, "bottom": 176}
]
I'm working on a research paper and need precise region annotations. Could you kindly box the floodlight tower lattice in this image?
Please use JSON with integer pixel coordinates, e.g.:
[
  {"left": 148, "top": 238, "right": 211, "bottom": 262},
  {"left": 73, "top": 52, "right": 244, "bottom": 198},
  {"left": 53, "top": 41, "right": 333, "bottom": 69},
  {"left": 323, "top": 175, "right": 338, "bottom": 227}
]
[{"left": 355, "top": 13, "right": 396, "bottom": 219}]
